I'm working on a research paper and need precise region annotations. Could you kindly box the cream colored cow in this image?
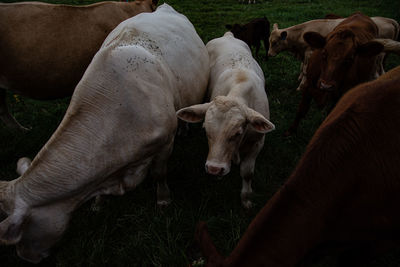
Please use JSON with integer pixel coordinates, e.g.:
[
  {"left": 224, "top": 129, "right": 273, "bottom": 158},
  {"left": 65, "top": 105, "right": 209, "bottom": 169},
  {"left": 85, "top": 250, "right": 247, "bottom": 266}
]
[
  {"left": 269, "top": 17, "right": 399, "bottom": 90},
  {"left": 0, "top": 4, "right": 209, "bottom": 263},
  {"left": 177, "top": 32, "right": 274, "bottom": 209}
]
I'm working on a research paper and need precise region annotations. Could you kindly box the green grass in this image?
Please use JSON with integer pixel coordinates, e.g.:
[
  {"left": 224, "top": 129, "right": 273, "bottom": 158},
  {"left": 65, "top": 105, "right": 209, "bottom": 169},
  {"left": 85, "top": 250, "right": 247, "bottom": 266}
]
[{"left": 1, "top": 0, "right": 400, "bottom": 266}]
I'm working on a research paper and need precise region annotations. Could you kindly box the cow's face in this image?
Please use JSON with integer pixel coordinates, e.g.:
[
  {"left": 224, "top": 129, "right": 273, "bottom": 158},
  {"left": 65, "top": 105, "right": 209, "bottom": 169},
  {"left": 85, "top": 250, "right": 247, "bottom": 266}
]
[
  {"left": 0, "top": 180, "right": 71, "bottom": 263},
  {"left": 15, "top": 205, "right": 71, "bottom": 263},
  {"left": 203, "top": 98, "right": 247, "bottom": 176},
  {"left": 176, "top": 96, "right": 274, "bottom": 177},
  {"left": 268, "top": 23, "right": 288, "bottom": 57},
  {"left": 304, "top": 30, "right": 383, "bottom": 91}
]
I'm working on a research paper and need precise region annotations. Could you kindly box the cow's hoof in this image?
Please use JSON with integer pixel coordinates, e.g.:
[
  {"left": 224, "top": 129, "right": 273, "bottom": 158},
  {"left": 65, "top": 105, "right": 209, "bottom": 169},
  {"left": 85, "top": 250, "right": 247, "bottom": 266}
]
[
  {"left": 157, "top": 199, "right": 171, "bottom": 209},
  {"left": 242, "top": 200, "right": 253, "bottom": 210}
]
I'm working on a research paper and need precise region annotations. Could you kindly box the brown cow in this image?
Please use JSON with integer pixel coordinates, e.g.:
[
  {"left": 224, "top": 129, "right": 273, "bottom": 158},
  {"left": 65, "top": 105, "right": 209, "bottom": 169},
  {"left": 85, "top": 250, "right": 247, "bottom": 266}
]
[
  {"left": 0, "top": 0, "right": 157, "bottom": 130},
  {"left": 226, "top": 17, "right": 270, "bottom": 60},
  {"left": 196, "top": 65, "right": 400, "bottom": 267},
  {"left": 284, "top": 12, "right": 384, "bottom": 136}
]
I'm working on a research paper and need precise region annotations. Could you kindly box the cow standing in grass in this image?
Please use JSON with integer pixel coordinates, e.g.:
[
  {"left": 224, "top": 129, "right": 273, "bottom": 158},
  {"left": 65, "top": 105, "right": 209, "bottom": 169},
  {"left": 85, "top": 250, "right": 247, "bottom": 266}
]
[
  {"left": 0, "top": 0, "right": 157, "bottom": 130},
  {"left": 268, "top": 16, "right": 398, "bottom": 91},
  {"left": 0, "top": 4, "right": 209, "bottom": 263},
  {"left": 284, "top": 12, "right": 385, "bottom": 136},
  {"left": 177, "top": 32, "right": 274, "bottom": 209},
  {"left": 226, "top": 17, "right": 270, "bottom": 60},
  {"left": 196, "top": 65, "right": 400, "bottom": 267}
]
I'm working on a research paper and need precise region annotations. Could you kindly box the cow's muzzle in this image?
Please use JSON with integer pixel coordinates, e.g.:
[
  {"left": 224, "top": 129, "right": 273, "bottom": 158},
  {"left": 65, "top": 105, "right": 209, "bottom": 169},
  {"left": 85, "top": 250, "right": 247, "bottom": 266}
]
[{"left": 205, "top": 161, "right": 230, "bottom": 177}]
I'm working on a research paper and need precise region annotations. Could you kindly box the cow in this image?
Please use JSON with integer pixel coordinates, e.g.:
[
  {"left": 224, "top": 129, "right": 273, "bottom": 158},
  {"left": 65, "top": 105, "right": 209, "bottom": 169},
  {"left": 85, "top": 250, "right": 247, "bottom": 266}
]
[
  {"left": 225, "top": 17, "right": 270, "bottom": 60},
  {"left": 195, "top": 64, "right": 400, "bottom": 267},
  {"left": 0, "top": 0, "right": 158, "bottom": 130},
  {"left": 268, "top": 16, "right": 399, "bottom": 91},
  {"left": 0, "top": 4, "right": 209, "bottom": 263},
  {"left": 176, "top": 32, "right": 275, "bottom": 209},
  {"left": 284, "top": 12, "right": 384, "bottom": 136}
]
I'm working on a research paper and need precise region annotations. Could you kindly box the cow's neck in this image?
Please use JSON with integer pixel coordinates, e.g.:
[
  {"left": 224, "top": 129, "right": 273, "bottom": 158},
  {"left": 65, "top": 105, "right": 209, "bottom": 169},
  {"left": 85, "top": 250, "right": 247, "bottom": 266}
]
[{"left": 285, "top": 25, "right": 308, "bottom": 59}]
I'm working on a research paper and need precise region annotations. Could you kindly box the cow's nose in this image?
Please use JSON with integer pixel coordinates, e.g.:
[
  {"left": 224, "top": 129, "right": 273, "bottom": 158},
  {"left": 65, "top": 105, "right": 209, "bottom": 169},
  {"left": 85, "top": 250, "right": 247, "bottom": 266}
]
[{"left": 205, "top": 164, "right": 225, "bottom": 176}]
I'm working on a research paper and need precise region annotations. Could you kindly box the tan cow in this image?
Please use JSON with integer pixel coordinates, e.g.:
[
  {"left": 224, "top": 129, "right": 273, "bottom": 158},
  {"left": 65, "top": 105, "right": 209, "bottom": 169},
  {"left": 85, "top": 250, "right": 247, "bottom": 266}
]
[
  {"left": 0, "top": 4, "right": 209, "bottom": 263},
  {"left": 177, "top": 32, "right": 274, "bottom": 209},
  {"left": 268, "top": 16, "right": 399, "bottom": 90},
  {"left": 0, "top": 0, "right": 157, "bottom": 130}
]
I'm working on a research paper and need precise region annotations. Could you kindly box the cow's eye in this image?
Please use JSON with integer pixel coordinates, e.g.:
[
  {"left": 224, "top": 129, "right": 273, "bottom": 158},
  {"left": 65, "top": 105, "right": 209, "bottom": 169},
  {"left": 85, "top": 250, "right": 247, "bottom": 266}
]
[{"left": 229, "top": 131, "right": 242, "bottom": 141}]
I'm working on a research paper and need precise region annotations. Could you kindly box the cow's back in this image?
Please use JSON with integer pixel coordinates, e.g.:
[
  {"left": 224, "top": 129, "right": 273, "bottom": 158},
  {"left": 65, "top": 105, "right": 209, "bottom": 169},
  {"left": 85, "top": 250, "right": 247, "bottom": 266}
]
[
  {"left": 0, "top": 1, "right": 153, "bottom": 99},
  {"left": 98, "top": 3, "right": 209, "bottom": 109},
  {"left": 330, "top": 12, "right": 379, "bottom": 42},
  {"left": 206, "top": 33, "right": 264, "bottom": 96}
]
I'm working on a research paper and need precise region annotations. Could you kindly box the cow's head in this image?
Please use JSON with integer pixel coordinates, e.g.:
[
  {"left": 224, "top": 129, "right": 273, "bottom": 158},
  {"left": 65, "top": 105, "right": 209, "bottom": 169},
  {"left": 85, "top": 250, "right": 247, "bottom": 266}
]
[
  {"left": 303, "top": 30, "right": 383, "bottom": 91},
  {"left": 177, "top": 96, "right": 274, "bottom": 177},
  {"left": 268, "top": 23, "right": 288, "bottom": 57},
  {"left": 0, "top": 160, "right": 72, "bottom": 263}
]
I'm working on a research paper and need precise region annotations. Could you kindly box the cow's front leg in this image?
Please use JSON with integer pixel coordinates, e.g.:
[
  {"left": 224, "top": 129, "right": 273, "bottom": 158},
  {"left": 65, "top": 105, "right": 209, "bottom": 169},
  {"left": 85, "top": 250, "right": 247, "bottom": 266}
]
[
  {"left": 239, "top": 135, "right": 265, "bottom": 209},
  {"left": 150, "top": 142, "right": 173, "bottom": 208},
  {"left": 0, "top": 89, "right": 29, "bottom": 131}
]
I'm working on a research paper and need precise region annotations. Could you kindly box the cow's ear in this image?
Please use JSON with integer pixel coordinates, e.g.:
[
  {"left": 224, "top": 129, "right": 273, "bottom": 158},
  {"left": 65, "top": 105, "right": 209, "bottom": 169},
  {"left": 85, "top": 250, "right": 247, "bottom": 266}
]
[
  {"left": 225, "top": 24, "right": 233, "bottom": 30},
  {"left": 357, "top": 41, "right": 384, "bottom": 57},
  {"left": 176, "top": 103, "right": 211, "bottom": 123},
  {"left": 246, "top": 108, "right": 275, "bottom": 133},
  {"left": 273, "top": 23, "right": 279, "bottom": 31},
  {"left": 280, "top": 31, "right": 287, "bottom": 41},
  {"left": 303, "top": 31, "right": 326, "bottom": 49}
]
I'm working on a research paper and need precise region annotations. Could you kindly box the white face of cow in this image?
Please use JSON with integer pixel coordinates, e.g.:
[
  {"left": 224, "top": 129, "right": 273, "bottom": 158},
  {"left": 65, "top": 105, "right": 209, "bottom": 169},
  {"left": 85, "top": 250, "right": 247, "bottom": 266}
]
[
  {"left": 15, "top": 205, "right": 71, "bottom": 263},
  {"left": 176, "top": 96, "right": 275, "bottom": 177},
  {"left": 203, "top": 99, "right": 247, "bottom": 176}
]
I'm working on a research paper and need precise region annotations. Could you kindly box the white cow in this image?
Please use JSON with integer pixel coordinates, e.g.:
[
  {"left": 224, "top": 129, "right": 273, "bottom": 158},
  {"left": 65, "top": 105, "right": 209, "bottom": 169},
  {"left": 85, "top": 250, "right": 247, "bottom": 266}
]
[
  {"left": 269, "top": 17, "right": 399, "bottom": 91},
  {"left": 0, "top": 4, "right": 209, "bottom": 263},
  {"left": 177, "top": 32, "right": 274, "bottom": 209}
]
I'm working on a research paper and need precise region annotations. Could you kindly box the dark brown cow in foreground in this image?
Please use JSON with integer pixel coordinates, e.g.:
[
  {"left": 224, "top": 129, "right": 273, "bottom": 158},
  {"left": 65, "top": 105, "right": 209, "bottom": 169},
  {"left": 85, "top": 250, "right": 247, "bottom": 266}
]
[
  {"left": 196, "top": 65, "right": 400, "bottom": 267},
  {"left": 226, "top": 17, "right": 270, "bottom": 59},
  {"left": 0, "top": 0, "right": 157, "bottom": 130},
  {"left": 284, "top": 12, "right": 384, "bottom": 136}
]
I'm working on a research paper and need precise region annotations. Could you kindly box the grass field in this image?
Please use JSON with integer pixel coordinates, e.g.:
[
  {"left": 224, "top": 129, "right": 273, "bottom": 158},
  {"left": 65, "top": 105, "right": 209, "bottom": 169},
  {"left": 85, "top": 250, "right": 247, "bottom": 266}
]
[{"left": 0, "top": 0, "right": 399, "bottom": 266}]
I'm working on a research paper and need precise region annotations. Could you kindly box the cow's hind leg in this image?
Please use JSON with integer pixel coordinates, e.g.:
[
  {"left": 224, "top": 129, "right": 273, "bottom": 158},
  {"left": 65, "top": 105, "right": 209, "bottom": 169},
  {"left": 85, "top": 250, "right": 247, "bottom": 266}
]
[
  {"left": 150, "top": 142, "right": 173, "bottom": 208},
  {"left": 0, "top": 89, "right": 29, "bottom": 131},
  {"left": 239, "top": 135, "right": 265, "bottom": 209}
]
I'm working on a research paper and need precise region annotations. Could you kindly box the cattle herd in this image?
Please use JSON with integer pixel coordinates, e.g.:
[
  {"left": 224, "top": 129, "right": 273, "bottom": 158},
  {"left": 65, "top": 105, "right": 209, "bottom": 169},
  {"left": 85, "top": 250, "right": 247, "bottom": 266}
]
[{"left": 0, "top": 0, "right": 399, "bottom": 265}]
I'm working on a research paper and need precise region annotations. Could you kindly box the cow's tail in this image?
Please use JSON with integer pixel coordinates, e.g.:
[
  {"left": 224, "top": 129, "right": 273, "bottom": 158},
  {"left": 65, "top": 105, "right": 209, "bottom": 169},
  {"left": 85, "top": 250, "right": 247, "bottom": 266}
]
[{"left": 195, "top": 221, "right": 225, "bottom": 265}]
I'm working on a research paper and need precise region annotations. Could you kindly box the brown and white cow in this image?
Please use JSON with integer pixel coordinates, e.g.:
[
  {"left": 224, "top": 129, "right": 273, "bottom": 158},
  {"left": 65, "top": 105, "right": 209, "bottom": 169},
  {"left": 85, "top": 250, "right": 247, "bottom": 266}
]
[
  {"left": 177, "top": 32, "right": 274, "bottom": 209},
  {"left": 268, "top": 16, "right": 399, "bottom": 91},
  {"left": 0, "top": 4, "right": 209, "bottom": 263},
  {"left": 0, "top": 0, "right": 157, "bottom": 130},
  {"left": 196, "top": 65, "right": 400, "bottom": 267},
  {"left": 284, "top": 12, "right": 384, "bottom": 136}
]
